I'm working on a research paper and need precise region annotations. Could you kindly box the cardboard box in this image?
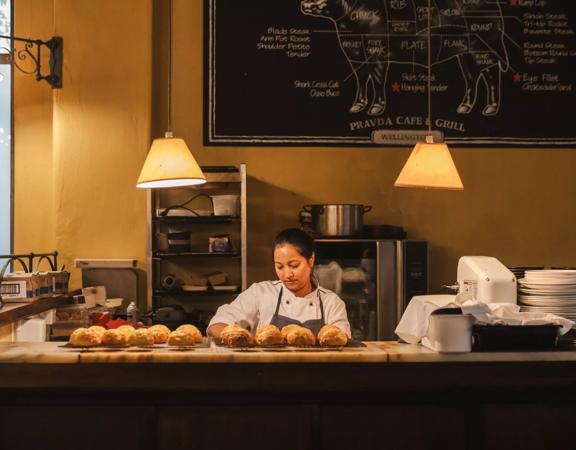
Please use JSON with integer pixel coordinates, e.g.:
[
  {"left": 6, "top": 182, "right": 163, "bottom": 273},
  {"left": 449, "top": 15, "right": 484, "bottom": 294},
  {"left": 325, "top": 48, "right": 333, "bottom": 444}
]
[{"left": 0, "top": 272, "right": 42, "bottom": 302}]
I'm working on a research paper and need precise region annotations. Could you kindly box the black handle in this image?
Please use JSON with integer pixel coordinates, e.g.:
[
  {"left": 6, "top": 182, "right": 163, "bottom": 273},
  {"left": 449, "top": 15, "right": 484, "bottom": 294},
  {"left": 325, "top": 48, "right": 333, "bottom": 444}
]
[
  {"left": 298, "top": 209, "right": 310, "bottom": 225},
  {"left": 363, "top": 205, "right": 372, "bottom": 213}
]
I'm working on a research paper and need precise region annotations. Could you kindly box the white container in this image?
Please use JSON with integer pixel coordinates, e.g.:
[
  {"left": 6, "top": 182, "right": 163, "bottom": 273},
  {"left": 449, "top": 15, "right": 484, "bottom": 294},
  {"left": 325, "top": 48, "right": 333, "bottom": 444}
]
[
  {"left": 211, "top": 195, "right": 240, "bottom": 216},
  {"left": 15, "top": 318, "right": 47, "bottom": 342},
  {"left": 426, "top": 314, "right": 474, "bottom": 353}
]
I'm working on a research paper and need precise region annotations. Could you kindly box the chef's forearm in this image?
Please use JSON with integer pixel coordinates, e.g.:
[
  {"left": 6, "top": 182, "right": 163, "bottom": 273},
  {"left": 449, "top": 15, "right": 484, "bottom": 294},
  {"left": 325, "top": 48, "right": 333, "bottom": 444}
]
[{"left": 207, "top": 322, "right": 228, "bottom": 338}]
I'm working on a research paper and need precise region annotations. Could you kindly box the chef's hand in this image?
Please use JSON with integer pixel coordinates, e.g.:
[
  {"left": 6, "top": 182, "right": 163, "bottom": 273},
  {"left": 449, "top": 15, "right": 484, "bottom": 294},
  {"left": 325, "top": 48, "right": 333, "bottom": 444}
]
[{"left": 207, "top": 322, "right": 228, "bottom": 338}]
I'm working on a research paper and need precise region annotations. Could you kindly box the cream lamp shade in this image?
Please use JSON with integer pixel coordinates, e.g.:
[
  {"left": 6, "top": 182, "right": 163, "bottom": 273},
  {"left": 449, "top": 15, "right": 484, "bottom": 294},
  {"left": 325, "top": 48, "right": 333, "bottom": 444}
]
[
  {"left": 394, "top": 140, "right": 464, "bottom": 190},
  {"left": 136, "top": 134, "right": 206, "bottom": 189}
]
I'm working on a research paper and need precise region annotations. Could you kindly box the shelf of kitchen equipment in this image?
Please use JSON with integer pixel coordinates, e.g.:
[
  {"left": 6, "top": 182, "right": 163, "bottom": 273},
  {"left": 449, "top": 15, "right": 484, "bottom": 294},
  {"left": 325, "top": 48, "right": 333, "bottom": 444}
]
[
  {"left": 146, "top": 164, "right": 247, "bottom": 317},
  {"left": 153, "top": 289, "right": 241, "bottom": 297},
  {"left": 153, "top": 251, "right": 240, "bottom": 259},
  {"left": 152, "top": 216, "right": 240, "bottom": 224}
]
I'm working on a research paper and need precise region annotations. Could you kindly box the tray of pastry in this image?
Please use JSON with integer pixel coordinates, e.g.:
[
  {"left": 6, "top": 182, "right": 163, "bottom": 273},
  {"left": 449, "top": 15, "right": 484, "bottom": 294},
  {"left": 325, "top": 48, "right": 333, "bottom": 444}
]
[
  {"left": 228, "top": 345, "right": 345, "bottom": 352},
  {"left": 217, "top": 323, "right": 353, "bottom": 349},
  {"left": 65, "top": 324, "right": 210, "bottom": 350}
]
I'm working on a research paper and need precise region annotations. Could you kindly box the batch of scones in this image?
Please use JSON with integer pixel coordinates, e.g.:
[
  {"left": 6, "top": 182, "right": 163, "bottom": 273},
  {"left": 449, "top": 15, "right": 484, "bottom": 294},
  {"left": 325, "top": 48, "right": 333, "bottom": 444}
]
[
  {"left": 222, "top": 323, "right": 348, "bottom": 347},
  {"left": 69, "top": 322, "right": 347, "bottom": 349},
  {"left": 68, "top": 323, "right": 203, "bottom": 348}
]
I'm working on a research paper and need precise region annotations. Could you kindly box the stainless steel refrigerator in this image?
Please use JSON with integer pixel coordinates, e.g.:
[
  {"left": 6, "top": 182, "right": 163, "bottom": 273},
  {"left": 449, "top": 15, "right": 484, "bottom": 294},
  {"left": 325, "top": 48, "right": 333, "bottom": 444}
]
[{"left": 314, "top": 239, "right": 428, "bottom": 341}]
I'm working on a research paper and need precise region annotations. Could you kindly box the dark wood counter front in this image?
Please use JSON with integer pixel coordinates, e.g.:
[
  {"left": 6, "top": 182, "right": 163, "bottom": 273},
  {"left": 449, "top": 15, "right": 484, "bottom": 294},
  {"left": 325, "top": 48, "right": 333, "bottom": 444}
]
[{"left": 1, "top": 342, "right": 575, "bottom": 450}]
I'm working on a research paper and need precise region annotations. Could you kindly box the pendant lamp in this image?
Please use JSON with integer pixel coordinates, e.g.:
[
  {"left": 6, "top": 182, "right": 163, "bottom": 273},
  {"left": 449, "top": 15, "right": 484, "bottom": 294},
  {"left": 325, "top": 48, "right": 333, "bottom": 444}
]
[
  {"left": 394, "top": 0, "right": 463, "bottom": 190},
  {"left": 136, "top": 0, "right": 205, "bottom": 189}
]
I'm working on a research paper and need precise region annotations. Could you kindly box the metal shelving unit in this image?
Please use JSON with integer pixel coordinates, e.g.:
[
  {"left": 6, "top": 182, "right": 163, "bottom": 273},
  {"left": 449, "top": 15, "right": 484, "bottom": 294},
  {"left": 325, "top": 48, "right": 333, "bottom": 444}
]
[{"left": 146, "top": 165, "right": 247, "bottom": 318}]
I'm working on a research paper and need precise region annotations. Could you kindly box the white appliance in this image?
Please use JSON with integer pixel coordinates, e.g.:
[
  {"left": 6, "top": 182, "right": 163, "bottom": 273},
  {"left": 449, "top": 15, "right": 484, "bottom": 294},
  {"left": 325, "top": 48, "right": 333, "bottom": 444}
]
[{"left": 456, "top": 256, "right": 517, "bottom": 303}]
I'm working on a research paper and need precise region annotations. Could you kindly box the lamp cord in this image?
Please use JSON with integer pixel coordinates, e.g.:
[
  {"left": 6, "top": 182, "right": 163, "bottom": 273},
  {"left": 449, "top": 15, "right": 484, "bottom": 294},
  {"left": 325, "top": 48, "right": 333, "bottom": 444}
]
[
  {"left": 427, "top": 0, "right": 432, "bottom": 134},
  {"left": 167, "top": 0, "right": 173, "bottom": 134}
]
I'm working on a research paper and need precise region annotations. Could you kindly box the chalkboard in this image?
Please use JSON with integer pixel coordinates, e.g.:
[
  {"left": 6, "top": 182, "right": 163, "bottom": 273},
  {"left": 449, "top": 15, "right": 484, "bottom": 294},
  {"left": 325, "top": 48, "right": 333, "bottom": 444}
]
[{"left": 204, "top": 0, "right": 576, "bottom": 146}]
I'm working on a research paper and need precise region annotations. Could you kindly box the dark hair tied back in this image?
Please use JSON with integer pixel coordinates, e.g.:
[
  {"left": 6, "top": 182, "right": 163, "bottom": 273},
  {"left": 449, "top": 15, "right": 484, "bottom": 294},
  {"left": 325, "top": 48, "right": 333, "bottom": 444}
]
[{"left": 273, "top": 228, "right": 315, "bottom": 260}]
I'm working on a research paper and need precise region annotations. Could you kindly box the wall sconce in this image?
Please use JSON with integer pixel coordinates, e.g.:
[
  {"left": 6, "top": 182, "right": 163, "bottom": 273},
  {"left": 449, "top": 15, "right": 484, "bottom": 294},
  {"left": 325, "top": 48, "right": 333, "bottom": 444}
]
[
  {"left": 0, "top": 34, "right": 63, "bottom": 88},
  {"left": 393, "top": 0, "right": 463, "bottom": 190}
]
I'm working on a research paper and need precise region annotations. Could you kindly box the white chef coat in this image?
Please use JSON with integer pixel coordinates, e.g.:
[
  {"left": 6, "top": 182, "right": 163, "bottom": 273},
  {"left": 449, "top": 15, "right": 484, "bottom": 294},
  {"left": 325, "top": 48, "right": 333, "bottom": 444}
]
[{"left": 209, "top": 280, "right": 351, "bottom": 337}]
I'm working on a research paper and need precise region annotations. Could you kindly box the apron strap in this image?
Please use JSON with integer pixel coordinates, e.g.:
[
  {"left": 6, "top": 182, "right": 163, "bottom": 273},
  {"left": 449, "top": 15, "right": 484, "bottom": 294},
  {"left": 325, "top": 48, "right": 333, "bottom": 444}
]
[
  {"left": 274, "top": 286, "right": 325, "bottom": 323},
  {"left": 273, "top": 286, "right": 283, "bottom": 316}
]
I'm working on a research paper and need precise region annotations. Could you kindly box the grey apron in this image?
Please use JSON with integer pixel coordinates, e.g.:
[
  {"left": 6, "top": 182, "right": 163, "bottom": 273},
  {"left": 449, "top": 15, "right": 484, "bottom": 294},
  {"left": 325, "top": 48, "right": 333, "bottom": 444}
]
[{"left": 269, "top": 287, "right": 325, "bottom": 335}]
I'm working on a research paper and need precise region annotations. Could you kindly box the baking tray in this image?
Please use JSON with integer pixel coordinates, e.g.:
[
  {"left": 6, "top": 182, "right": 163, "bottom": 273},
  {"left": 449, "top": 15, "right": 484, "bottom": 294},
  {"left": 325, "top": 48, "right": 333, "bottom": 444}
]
[
  {"left": 214, "top": 339, "right": 365, "bottom": 351},
  {"left": 471, "top": 324, "right": 561, "bottom": 351}
]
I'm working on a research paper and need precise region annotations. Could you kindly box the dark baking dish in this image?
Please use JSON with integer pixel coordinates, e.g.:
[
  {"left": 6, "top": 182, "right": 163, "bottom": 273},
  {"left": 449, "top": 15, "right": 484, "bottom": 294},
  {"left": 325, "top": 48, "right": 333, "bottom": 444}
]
[{"left": 471, "top": 324, "right": 561, "bottom": 351}]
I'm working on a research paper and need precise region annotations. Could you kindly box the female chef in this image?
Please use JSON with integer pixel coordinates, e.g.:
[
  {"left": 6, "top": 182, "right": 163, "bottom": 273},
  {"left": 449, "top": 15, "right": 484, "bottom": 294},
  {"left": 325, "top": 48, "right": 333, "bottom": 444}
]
[{"left": 207, "top": 228, "right": 351, "bottom": 338}]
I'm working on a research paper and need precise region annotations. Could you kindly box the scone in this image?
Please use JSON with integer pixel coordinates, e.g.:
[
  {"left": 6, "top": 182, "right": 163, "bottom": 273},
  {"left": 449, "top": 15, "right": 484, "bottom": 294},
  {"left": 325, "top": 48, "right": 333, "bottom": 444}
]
[
  {"left": 167, "top": 330, "right": 196, "bottom": 347},
  {"left": 255, "top": 324, "right": 283, "bottom": 346},
  {"left": 88, "top": 325, "right": 107, "bottom": 339},
  {"left": 175, "top": 324, "right": 203, "bottom": 343},
  {"left": 69, "top": 328, "right": 101, "bottom": 347},
  {"left": 280, "top": 324, "right": 302, "bottom": 343},
  {"left": 148, "top": 324, "right": 171, "bottom": 344},
  {"left": 101, "top": 329, "right": 129, "bottom": 347},
  {"left": 317, "top": 324, "right": 348, "bottom": 347},
  {"left": 117, "top": 325, "right": 135, "bottom": 337},
  {"left": 285, "top": 326, "right": 316, "bottom": 346},
  {"left": 220, "top": 324, "right": 254, "bottom": 347},
  {"left": 128, "top": 328, "right": 155, "bottom": 346}
]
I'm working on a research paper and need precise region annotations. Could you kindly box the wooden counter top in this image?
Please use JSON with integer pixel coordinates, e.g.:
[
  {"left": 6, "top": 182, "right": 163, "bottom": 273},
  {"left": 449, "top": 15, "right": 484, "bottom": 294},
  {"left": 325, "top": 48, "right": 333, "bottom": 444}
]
[
  {"left": 0, "top": 341, "right": 387, "bottom": 364},
  {"left": 2, "top": 340, "right": 576, "bottom": 364}
]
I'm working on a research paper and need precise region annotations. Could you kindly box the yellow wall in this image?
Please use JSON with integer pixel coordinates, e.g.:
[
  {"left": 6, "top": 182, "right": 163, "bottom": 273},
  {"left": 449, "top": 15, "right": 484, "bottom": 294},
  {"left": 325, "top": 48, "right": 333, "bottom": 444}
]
[
  {"left": 14, "top": 0, "right": 55, "bottom": 255},
  {"left": 15, "top": 0, "right": 152, "bottom": 287},
  {"left": 14, "top": 0, "right": 576, "bottom": 297}
]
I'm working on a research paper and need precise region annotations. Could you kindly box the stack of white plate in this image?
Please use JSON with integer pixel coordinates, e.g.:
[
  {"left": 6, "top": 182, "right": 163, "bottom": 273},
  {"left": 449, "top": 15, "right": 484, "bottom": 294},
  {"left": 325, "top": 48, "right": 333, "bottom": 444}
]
[{"left": 518, "top": 270, "right": 576, "bottom": 322}]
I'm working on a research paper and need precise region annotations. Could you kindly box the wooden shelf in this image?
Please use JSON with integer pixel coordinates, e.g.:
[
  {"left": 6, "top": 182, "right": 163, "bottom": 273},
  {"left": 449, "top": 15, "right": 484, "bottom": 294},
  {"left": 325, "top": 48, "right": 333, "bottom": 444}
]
[
  {"left": 153, "top": 251, "right": 240, "bottom": 259},
  {"left": 0, "top": 295, "right": 71, "bottom": 326},
  {"left": 153, "top": 289, "right": 240, "bottom": 296},
  {"left": 153, "top": 216, "right": 240, "bottom": 224}
]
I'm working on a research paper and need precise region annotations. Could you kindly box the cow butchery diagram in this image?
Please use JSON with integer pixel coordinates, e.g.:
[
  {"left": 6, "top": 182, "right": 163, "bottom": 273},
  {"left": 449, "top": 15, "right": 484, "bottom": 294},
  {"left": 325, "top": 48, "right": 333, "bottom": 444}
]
[{"left": 205, "top": 0, "right": 576, "bottom": 146}]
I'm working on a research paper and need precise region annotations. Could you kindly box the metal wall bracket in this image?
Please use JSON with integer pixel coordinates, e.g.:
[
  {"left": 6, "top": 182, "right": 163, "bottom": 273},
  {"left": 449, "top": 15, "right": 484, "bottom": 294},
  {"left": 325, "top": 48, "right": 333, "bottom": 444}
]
[{"left": 0, "top": 35, "right": 63, "bottom": 88}]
